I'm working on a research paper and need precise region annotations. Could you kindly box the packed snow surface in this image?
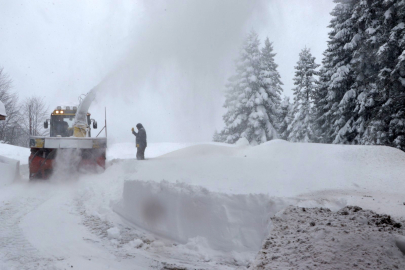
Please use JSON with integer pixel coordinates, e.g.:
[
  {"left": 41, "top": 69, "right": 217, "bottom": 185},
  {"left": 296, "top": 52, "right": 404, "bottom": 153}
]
[{"left": 0, "top": 140, "right": 405, "bottom": 269}]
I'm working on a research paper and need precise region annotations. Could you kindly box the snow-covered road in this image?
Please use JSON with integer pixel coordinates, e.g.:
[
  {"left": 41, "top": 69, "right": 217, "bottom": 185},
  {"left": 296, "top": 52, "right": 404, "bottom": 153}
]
[
  {"left": 0, "top": 182, "right": 159, "bottom": 270},
  {"left": 0, "top": 141, "right": 405, "bottom": 269}
]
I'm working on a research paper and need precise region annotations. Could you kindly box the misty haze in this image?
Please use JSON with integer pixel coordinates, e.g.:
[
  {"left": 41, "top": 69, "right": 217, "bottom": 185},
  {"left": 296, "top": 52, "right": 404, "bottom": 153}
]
[{"left": 0, "top": 0, "right": 405, "bottom": 269}]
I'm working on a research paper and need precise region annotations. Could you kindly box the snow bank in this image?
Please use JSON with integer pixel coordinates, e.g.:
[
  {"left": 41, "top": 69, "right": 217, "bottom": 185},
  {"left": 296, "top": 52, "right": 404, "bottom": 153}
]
[
  {"left": 114, "top": 141, "right": 405, "bottom": 254},
  {"left": 114, "top": 180, "right": 348, "bottom": 252},
  {"left": 0, "top": 143, "right": 29, "bottom": 164},
  {"left": 128, "top": 141, "right": 405, "bottom": 196},
  {"left": 252, "top": 206, "right": 405, "bottom": 269},
  {"left": 115, "top": 181, "right": 291, "bottom": 251},
  {"left": 0, "top": 155, "right": 20, "bottom": 186}
]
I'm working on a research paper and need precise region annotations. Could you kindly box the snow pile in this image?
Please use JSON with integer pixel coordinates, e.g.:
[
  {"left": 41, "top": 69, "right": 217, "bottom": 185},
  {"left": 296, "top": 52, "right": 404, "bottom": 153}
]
[
  {"left": 0, "top": 155, "right": 20, "bottom": 186},
  {"left": 127, "top": 141, "right": 405, "bottom": 196},
  {"left": 115, "top": 180, "right": 292, "bottom": 251},
  {"left": 251, "top": 206, "right": 405, "bottom": 269},
  {"left": 107, "top": 227, "right": 120, "bottom": 239},
  {"left": 235, "top": 137, "right": 250, "bottom": 147},
  {"left": 113, "top": 141, "right": 405, "bottom": 261},
  {"left": 76, "top": 165, "right": 260, "bottom": 268},
  {"left": 0, "top": 142, "right": 30, "bottom": 164}
]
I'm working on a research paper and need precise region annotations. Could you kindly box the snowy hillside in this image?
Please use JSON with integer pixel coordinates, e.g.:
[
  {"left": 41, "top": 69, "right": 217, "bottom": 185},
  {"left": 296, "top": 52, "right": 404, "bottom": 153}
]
[{"left": 0, "top": 141, "right": 404, "bottom": 269}]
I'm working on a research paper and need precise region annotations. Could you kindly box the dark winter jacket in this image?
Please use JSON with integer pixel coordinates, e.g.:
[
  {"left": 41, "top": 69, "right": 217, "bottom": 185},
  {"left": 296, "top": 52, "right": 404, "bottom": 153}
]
[{"left": 132, "top": 127, "right": 147, "bottom": 148}]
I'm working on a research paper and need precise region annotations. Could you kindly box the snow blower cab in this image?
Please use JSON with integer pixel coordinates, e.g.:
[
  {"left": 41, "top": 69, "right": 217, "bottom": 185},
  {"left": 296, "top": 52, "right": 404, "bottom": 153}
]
[
  {"left": 29, "top": 98, "right": 106, "bottom": 180},
  {"left": 45, "top": 106, "right": 97, "bottom": 138}
]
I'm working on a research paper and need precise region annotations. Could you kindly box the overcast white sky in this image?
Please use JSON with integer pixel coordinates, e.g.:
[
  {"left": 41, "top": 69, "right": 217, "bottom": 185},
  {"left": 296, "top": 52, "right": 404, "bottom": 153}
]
[{"left": 0, "top": 0, "right": 335, "bottom": 143}]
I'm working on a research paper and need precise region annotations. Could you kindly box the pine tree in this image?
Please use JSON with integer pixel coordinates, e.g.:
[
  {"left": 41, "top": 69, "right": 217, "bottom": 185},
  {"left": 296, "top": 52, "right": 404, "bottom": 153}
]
[
  {"left": 288, "top": 48, "right": 319, "bottom": 142},
  {"left": 220, "top": 31, "right": 282, "bottom": 144},
  {"left": 328, "top": 0, "right": 359, "bottom": 144},
  {"left": 313, "top": 0, "right": 358, "bottom": 144},
  {"left": 371, "top": 0, "right": 405, "bottom": 150},
  {"left": 260, "top": 37, "right": 283, "bottom": 138},
  {"left": 312, "top": 0, "right": 405, "bottom": 151},
  {"left": 278, "top": 96, "right": 293, "bottom": 140},
  {"left": 313, "top": 66, "right": 331, "bottom": 143},
  {"left": 347, "top": 0, "right": 384, "bottom": 145},
  {"left": 212, "top": 130, "right": 223, "bottom": 142}
]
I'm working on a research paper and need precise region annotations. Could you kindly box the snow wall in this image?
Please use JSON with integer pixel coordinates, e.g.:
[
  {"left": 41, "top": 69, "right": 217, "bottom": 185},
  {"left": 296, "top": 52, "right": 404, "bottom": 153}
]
[
  {"left": 112, "top": 140, "right": 405, "bottom": 252},
  {"left": 114, "top": 180, "right": 294, "bottom": 252},
  {"left": 0, "top": 155, "right": 20, "bottom": 186}
]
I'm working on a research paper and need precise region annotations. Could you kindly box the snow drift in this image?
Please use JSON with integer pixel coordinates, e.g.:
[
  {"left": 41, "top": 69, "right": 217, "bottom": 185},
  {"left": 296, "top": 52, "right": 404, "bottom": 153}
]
[
  {"left": 115, "top": 180, "right": 296, "bottom": 251},
  {"left": 115, "top": 140, "right": 405, "bottom": 253},
  {"left": 0, "top": 143, "right": 30, "bottom": 165},
  {"left": 0, "top": 142, "right": 24, "bottom": 186},
  {"left": 0, "top": 155, "right": 20, "bottom": 186},
  {"left": 125, "top": 140, "right": 405, "bottom": 196}
]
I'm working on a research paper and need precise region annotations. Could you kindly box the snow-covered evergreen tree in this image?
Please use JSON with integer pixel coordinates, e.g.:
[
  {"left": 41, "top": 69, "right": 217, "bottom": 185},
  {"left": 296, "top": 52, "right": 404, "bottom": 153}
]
[
  {"left": 312, "top": 66, "right": 331, "bottom": 143},
  {"left": 260, "top": 37, "right": 283, "bottom": 137},
  {"left": 220, "top": 31, "right": 282, "bottom": 144},
  {"left": 313, "top": 0, "right": 358, "bottom": 144},
  {"left": 313, "top": 0, "right": 405, "bottom": 151},
  {"left": 278, "top": 96, "right": 293, "bottom": 140},
  {"left": 370, "top": 0, "right": 405, "bottom": 150},
  {"left": 346, "top": 0, "right": 384, "bottom": 145},
  {"left": 212, "top": 130, "right": 223, "bottom": 142},
  {"left": 288, "top": 48, "right": 319, "bottom": 142},
  {"left": 312, "top": 0, "right": 405, "bottom": 151}
]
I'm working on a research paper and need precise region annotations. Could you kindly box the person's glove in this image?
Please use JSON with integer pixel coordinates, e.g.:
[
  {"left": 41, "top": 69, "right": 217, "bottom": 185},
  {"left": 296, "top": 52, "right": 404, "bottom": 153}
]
[{"left": 131, "top": 127, "right": 134, "bottom": 132}]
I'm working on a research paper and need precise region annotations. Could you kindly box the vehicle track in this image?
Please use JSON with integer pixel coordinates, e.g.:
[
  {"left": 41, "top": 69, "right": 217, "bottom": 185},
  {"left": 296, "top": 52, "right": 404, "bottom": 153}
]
[{"left": 0, "top": 193, "right": 57, "bottom": 270}]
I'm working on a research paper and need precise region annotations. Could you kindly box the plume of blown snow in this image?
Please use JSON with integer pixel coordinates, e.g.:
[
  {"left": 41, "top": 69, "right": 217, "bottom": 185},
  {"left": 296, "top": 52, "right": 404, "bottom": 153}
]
[{"left": 94, "top": 0, "right": 271, "bottom": 143}]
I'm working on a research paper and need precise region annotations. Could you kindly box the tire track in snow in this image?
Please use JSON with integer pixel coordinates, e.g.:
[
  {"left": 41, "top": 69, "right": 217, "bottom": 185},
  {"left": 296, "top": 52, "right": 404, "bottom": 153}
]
[
  {"left": 75, "top": 198, "right": 243, "bottom": 270},
  {"left": 0, "top": 195, "right": 57, "bottom": 270}
]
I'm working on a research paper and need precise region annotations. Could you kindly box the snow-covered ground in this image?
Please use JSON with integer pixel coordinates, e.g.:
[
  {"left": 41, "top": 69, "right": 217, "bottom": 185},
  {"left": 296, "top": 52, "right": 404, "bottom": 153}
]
[
  {"left": 251, "top": 206, "right": 405, "bottom": 269},
  {"left": 0, "top": 140, "right": 404, "bottom": 269}
]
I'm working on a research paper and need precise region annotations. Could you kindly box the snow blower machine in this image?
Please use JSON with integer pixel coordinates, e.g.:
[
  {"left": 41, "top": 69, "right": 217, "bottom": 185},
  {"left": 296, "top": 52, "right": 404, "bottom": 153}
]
[{"left": 28, "top": 90, "right": 107, "bottom": 180}]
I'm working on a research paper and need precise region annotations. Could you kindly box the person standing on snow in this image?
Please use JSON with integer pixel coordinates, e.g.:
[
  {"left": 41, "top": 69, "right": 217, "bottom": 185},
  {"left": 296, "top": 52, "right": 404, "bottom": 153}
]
[{"left": 132, "top": 123, "right": 147, "bottom": 160}]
